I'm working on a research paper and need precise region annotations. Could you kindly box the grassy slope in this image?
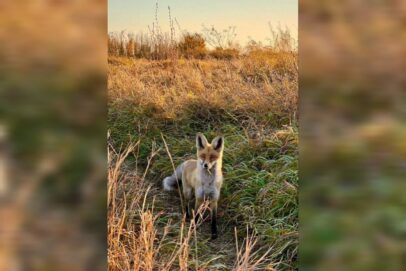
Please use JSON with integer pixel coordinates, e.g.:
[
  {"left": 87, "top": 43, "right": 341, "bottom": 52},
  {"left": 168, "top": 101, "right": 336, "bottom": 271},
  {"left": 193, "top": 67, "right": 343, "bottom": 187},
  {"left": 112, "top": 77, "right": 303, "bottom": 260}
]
[{"left": 108, "top": 56, "right": 298, "bottom": 270}]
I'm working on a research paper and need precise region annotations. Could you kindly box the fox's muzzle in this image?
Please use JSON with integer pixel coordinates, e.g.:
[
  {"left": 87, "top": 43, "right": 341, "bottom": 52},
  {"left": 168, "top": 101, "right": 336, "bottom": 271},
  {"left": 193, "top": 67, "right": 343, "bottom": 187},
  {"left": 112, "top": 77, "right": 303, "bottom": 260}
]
[{"left": 201, "top": 160, "right": 216, "bottom": 170}]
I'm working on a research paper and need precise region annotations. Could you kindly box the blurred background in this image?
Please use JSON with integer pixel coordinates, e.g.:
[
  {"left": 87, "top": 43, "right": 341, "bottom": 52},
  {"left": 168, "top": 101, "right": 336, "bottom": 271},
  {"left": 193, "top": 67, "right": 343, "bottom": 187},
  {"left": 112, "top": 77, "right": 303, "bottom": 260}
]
[
  {"left": 0, "top": 0, "right": 106, "bottom": 270},
  {"left": 300, "top": 1, "right": 405, "bottom": 271},
  {"left": 0, "top": 0, "right": 405, "bottom": 270}
]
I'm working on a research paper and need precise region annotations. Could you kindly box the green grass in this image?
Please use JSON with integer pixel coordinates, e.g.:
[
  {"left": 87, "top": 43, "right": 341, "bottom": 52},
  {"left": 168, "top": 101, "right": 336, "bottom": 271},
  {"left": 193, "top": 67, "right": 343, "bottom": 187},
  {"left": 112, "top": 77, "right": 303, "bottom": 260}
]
[{"left": 108, "top": 100, "right": 298, "bottom": 270}]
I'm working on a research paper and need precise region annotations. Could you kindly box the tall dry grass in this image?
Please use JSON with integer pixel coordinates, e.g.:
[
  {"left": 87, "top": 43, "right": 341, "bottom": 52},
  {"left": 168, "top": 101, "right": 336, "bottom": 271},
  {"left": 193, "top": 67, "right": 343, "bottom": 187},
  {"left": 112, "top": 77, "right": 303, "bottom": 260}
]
[
  {"left": 108, "top": 16, "right": 298, "bottom": 269},
  {"left": 108, "top": 30, "right": 298, "bottom": 269},
  {"left": 108, "top": 14, "right": 296, "bottom": 61},
  {"left": 108, "top": 55, "right": 297, "bottom": 123},
  {"left": 108, "top": 140, "right": 275, "bottom": 270}
]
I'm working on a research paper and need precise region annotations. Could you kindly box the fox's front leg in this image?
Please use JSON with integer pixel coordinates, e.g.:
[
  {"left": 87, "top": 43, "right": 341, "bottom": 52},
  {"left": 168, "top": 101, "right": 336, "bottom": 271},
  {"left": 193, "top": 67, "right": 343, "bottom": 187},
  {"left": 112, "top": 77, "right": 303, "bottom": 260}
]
[
  {"left": 210, "top": 199, "right": 218, "bottom": 239},
  {"left": 194, "top": 197, "right": 204, "bottom": 224}
]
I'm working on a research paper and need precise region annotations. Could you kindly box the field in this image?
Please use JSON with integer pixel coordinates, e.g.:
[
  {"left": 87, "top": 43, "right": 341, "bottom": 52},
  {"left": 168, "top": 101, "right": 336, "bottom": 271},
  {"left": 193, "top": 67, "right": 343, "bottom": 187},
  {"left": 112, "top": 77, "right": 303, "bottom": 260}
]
[{"left": 107, "top": 50, "right": 298, "bottom": 270}]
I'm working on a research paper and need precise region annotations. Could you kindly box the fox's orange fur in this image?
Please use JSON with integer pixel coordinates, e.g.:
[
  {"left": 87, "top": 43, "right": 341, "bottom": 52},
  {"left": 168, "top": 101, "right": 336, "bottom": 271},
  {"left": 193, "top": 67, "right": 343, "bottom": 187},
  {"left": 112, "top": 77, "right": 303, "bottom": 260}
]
[{"left": 163, "top": 133, "right": 224, "bottom": 239}]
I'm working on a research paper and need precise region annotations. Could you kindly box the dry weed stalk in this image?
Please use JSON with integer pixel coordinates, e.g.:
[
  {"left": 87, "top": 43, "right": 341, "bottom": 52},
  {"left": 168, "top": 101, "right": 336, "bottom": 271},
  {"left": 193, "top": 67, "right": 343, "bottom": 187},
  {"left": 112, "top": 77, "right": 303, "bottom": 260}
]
[
  {"left": 234, "top": 227, "right": 274, "bottom": 271},
  {"left": 108, "top": 141, "right": 210, "bottom": 271}
]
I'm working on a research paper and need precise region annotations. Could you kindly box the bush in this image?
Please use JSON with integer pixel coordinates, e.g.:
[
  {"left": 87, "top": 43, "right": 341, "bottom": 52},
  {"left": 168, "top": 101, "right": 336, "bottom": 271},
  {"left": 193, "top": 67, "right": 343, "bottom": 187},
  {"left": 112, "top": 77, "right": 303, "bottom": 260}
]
[
  {"left": 178, "top": 33, "right": 207, "bottom": 59},
  {"left": 209, "top": 47, "right": 240, "bottom": 60}
]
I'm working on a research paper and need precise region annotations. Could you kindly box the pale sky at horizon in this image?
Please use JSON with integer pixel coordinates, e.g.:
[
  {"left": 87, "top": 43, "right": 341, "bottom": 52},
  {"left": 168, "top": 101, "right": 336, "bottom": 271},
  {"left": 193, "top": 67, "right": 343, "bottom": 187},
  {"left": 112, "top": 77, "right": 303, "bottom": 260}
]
[{"left": 108, "top": 0, "right": 298, "bottom": 45}]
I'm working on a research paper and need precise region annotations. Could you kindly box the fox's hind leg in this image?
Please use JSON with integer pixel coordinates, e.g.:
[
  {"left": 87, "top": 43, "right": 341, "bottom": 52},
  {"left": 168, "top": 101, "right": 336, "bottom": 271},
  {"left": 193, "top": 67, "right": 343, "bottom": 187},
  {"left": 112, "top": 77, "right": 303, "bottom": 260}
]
[{"left": 181, "top": 170, "right": 193, "bottom": 219}]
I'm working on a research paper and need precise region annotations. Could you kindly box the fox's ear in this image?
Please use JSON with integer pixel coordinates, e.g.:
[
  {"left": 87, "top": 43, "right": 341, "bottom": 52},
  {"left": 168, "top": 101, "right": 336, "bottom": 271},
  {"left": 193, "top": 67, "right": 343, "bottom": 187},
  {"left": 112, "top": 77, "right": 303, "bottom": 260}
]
[
  {"left": 212, "top": 136, "right": 224, "bottom": 151},
  {"left": 196, "top": 133, "right": 208, "bottom": 150}
]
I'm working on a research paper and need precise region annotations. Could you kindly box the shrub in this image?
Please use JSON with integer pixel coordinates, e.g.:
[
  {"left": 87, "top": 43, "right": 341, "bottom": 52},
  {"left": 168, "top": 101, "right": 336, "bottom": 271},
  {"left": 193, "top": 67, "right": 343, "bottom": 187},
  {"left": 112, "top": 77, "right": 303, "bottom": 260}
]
[
  {"left": 178, "top": 33, "right": 207, "bottom": 59},
  {"left": 209, "top": 47, "right": 240, "bottom": 60}
]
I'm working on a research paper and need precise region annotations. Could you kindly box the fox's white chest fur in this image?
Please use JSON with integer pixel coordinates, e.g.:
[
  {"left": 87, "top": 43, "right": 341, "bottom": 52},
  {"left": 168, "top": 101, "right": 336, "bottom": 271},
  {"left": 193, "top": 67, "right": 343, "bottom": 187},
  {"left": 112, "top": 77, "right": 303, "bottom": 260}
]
[{"left": 196, "top": 164, "right": 223, "bottom": 200}]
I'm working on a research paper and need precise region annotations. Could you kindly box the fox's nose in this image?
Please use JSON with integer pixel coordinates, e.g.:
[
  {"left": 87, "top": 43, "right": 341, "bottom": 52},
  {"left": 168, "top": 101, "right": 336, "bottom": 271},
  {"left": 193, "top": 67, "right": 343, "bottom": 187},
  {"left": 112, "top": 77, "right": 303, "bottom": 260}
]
[{"left": 203, "top": 163, "right": 208, "bottom": 169}]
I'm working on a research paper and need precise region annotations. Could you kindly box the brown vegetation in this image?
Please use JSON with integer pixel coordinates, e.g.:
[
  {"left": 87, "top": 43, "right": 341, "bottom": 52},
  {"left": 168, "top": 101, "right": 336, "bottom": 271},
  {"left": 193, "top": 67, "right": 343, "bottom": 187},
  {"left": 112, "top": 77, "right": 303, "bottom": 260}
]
[
  {"left": 108, "top": 51, "right": 297, "bottom": 122},
  {"left": 108, "top": 43, "right": 298, "bottom": 269},
  {"left": 108, "top": 24, "right": 296, "bottom": 61},
  {"left": 178, "top": 33, "right": 207, "bottom": 59},
  {"left": 108, "top": 141, "right": 275, "bottom": 270},
  {"left": 108, "top": 13, "right": 298, "bottom": 271}
]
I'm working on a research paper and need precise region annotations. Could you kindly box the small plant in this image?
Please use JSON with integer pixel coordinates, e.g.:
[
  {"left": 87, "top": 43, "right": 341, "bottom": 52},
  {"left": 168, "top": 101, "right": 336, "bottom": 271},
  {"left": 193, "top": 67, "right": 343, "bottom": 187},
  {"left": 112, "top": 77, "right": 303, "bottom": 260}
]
[
  {"left": 178, "top": 33, "right": 207, "bottom": 59},
  {"left": 209, "top": 47, "right": 240, "bottom": 60},
  {"left": 202, "top": 25, "right": 238, "bottom": 49}
]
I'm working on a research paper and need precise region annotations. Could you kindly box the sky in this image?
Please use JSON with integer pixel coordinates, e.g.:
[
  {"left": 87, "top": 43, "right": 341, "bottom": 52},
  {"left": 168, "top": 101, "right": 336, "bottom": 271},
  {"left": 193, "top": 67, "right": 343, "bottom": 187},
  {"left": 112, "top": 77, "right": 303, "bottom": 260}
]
[{"left": 108, "top": 0, "right": 298, "bottom": 45}]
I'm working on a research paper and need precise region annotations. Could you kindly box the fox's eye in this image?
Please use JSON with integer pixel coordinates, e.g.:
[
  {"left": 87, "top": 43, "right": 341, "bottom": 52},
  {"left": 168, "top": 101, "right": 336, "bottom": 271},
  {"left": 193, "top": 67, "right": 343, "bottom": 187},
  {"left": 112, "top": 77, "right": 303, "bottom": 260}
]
[
  {"left": 209, "top": 155, "right": 217, "bottom": 161},
  {"left": 200, "top": 154, "right": 206, "bottom": 160}
]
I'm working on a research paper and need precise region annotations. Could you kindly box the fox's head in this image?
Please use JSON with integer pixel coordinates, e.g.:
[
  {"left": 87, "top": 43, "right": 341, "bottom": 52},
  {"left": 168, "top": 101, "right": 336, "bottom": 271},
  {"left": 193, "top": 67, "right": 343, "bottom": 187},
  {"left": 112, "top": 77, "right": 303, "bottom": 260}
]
[{"left": 196, "top": 133, "right": 224, "bottom": 170}]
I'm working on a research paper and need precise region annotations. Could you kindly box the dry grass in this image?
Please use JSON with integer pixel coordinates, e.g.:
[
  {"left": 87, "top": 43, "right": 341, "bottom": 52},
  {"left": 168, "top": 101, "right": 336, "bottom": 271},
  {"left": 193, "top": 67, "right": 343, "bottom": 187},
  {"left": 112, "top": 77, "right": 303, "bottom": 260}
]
[
  {"left": 108, "top": 35, "right": 298, "bottom": 270},
  {"left": 108, "top": 55, "right": 297, "bottom": 122},
  {"left": 108, "top": 140, "right": 275, "bottom": 270}
]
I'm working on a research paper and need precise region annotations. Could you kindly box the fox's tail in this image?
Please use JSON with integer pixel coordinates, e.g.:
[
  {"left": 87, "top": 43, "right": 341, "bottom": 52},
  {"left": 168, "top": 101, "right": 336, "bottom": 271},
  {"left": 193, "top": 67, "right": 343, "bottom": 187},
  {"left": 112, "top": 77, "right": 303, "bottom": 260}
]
[{"left": 163, "top": 162, "right": 184, "bottom": 191}]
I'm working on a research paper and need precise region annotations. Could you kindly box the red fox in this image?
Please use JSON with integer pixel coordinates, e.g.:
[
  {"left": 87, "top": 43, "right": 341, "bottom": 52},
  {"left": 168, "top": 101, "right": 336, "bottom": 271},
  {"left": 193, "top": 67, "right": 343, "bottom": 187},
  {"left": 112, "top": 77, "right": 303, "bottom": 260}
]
[{"left": 163, "top": 133, "right": 224, "bottom": 239}]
